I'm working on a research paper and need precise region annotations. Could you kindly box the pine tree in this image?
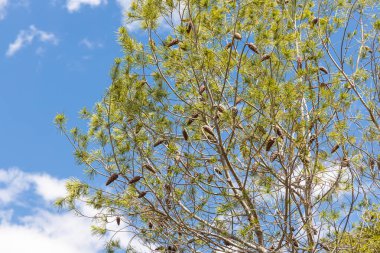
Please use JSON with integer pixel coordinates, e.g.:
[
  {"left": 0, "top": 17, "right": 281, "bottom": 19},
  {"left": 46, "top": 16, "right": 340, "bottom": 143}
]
[{"left": 55, "top": 0, "right": 380, "bottom": 252}]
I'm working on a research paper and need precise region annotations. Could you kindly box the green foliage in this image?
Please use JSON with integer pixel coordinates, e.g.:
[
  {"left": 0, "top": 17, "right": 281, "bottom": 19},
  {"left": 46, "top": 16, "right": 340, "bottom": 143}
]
[
  {"left": 54, "top": 113, "right": 66, "bottom": 129},
  {"left": 56, "top": 0, "right": 380, "bottom": 252},
  {"left": 323, "top": 206, "right": 380, "bottom": 252}
]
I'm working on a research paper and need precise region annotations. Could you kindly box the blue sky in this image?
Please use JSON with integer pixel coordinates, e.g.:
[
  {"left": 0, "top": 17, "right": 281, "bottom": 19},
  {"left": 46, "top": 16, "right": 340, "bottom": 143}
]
[
  {"left": 0, "top": 0, "right": 129, "bottom": 177},
  {"left": 0, "top": 1, "right": 147, "bottom": 252}
]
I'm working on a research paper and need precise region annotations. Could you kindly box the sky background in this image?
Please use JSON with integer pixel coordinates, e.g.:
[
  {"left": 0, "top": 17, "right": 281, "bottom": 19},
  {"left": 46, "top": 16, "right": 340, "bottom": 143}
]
[{"left": 0, "top": 0, "right": 145, "bottom": 252}]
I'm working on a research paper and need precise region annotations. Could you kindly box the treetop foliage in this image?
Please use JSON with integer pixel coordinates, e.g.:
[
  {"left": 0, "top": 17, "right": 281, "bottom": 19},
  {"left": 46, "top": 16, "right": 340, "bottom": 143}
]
[{"left": 56, "top": 0, "right": 380, "bottom": 252}]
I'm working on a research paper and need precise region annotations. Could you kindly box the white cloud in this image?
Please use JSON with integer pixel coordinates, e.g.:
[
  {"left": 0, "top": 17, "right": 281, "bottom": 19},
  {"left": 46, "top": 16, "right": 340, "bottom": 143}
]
[
  {"left": 0, "top": 168, "right": 66, "bottom": 204},
  {"left": 0, "top": 168, "right": 150, "bottom": 252},
  {"left": 29, "top": 174, "right": 67, "bottom": 202},
  {"left": 0, "top": 210, "right": 104, "bottom": 253},
  {"left": 80, "top": 38, "right": 103, "bottom": 49},
  {"left": 115, "top": 0, "right": 138, "bottom": 30},
  {"left": 0, "top": 168, "right": 101, "bottom": 253},
  {"left": 292, "top": 162, "right": 352, "bottom": 200},
  {"left": 0, "top": 169, "right": 29, "bottom": 204},
  {"left": 0, "top": 0, "right": 8, "bottom": 20},
  {"left": 256, "top": 162, "right": 352, "bottom": 209},
  {"left": 115, "top": 0, "right": 131, "bottom": 10},
  {"left": 66, "top": 0, "right": 106, "bottom": 12},
  {"left": 6, "top": 25, "right": 58, "bottom": 57},
  {"left": 0, "top": 209, "right": 13, "bottom": 225},
  {"left": 0, "top": 0, "right": 30, "bottom": 21}
]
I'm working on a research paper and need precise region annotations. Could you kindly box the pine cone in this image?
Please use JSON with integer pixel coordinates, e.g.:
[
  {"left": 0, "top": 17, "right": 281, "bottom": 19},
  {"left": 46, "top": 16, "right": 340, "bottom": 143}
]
[
  {"left": 246, "top": 43, "right": 259, "bottom": 54},
  {"left": 266, "top": 137, "right": 276, "bottom": 151},
  {"left": 167, "top": 38, "right": 179, "bottom": 47},
  {"left": 202, "top": 125, "right": 214, "bottom": 136},
  {"left": 319, "top": 66, "right": 329, "bottom": 74},
  {"left": 233, "top": 32, "right": 242, "bottom": 40},
  {"left": 153, "top": 139, "right": 166, "bottom": 147},
  {"left": 143, "top": 164, "right": 156, "bottom": 173},
  {"left": 261, "top": 54, "right": 271, "bottom": 62},
  {"left": 331, "top": 144, "right": 340, "bottom": 154},
  {"left": 186, "top": 113, "right": 199, "bottom": 125},
  {"left": 186, "top": 23, "right": 192, "bottom": 33},
  {"left": 274, "top": 125, "right": 284, "bottom": 139},
  {"left": 129, "top": 176, "right": 142, "bottom": 184},
  {"left": 199, "top": 84, "right": 206, "bottom": 94},
  {"left": 105, "top": 173, "right": 118, "bottom": 186},
  {"left": 138, "top": 191, "right": 148, "bottom": 198},
  {"left": 182, "top": 128, "right": 189, "bottom": 141}
]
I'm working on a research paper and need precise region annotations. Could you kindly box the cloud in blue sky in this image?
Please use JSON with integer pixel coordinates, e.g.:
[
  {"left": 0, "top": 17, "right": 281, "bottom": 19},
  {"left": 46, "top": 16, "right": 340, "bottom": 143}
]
[
  {"left": 65, "top": 0, "right": 141, "bottom": 31},
  {"left": 80, "top": 38, "right": 103, "bottom": 49},
  {"left": 66, "top": 0, "right": 107, "bottom": 12},
  {"left": 0, "top": 0, "right": 8, "bottom": 20},
  {"left": 0, "top": 210, "right": 104, "bottom": 253},
  {"left": 0, "top": 168, "right": 67, "bottom": 204},
  {"left": 0, "top": 168, "right": 103, "bottom": 253},
  {"left": 114, "top": 0, "right": 139, "bottom": 30},
  {"left": 0, "top": 168, "right": 150, "bottom": 253},
  {"left": 6, "top": 25, "right": 58, "bottom": 57},
  {"left": 115, "top": 0, "right": 132, "bottom": 15}
]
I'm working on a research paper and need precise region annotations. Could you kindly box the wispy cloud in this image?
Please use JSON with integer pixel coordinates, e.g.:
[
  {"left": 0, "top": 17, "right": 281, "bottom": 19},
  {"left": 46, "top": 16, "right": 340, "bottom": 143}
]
[
  {"left": 0, "top": 168, "right": 66, "bottom": 205},
  {"left": 66, "top": 0, "right": 106, "bottom": 12},
  {"left": 0, "top": 0, "right": 8, "bottom": 20},
  {"left": 115, "top": 0, "right": 132, "bottom": 14},
  {"left": 0, "top": 169, "right": 30, "bottom": 204},
  {"left": 80, "top": 38, "right": 103, "bottom": 49},
  {"left": 115, "top": 0, "right": 141, "bottom": 30},
  {"left": 0, "top": 210, "right": 104, "bottom": 253},
  {"left": 6, "top": 25, "right": 58, "bottom": 57},
  {"left": 0, "top": 168, "right": 150, "bottom": 252},
  {"left": 0, "top": 168, "right": 99, "bottom": 253}
]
